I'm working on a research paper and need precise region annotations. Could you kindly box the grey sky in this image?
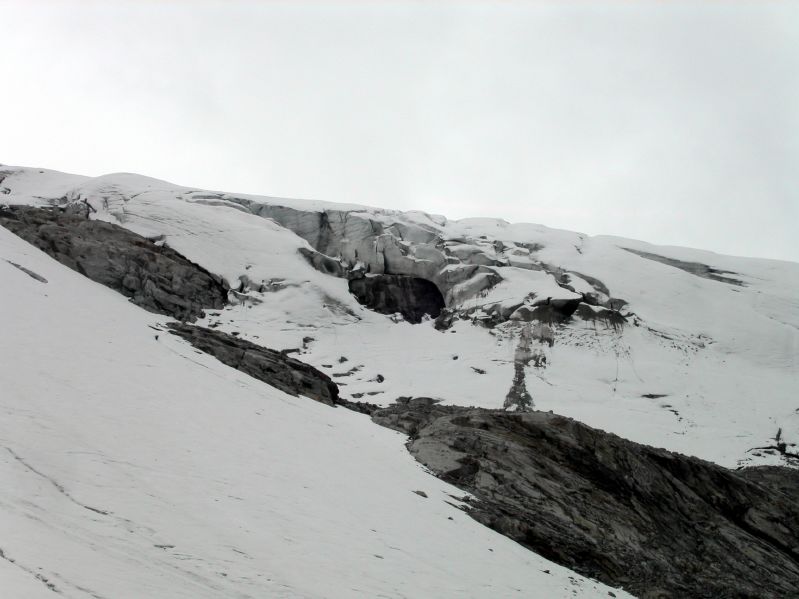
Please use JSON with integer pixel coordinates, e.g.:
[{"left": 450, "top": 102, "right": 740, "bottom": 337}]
[{"left": 2, "top": 1, "right": 797, "bottom": 261}]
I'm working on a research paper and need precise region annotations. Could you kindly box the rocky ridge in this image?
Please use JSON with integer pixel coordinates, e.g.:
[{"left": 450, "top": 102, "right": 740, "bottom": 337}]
[
  {"left": 167, "top": 322, "right": 339, "bottom": 406},
  {"left": 365, "top": 397, "right": 799, "bottom": 599},
  {"left": 0, "top": 204, "right": 227, "bottom": 321}
]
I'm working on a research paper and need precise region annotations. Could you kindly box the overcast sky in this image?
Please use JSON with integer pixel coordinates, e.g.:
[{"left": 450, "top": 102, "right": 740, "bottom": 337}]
[{"left": 2, "top": 1, "right": 797, "bottom": 261}]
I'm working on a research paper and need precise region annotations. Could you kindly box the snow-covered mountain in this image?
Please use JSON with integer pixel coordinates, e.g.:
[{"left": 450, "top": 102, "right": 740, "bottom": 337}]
[
  {"left": 1, "top": 164, "right": 798, "bottom": 598},
  {"left": 3, "top": 165, "right": 796, "bottom": 467}
]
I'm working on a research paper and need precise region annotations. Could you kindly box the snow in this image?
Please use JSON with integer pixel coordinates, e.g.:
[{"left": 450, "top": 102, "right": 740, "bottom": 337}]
[
  {"left": 0, "top": 226, "right": 630, "bottom": 597},
  {"left": 0, "top": 165, "right": 88, "bottom": 204}
]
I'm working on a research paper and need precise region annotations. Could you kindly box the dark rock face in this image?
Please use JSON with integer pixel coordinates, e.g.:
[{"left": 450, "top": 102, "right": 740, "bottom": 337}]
[
  {"left": 370, "top": 396, "right": 461, "bottom": 433},
  {"left": 367, "top": 400, "right": 799, "bottom": 599},
  {"left": 348, "top": 274, "right": 445, "bottom": 324},
  {"left": 0, "top": 206, "right": 227, "bottom": 321},
  {"left": 621, "top": 247, "right": 745, "bottom": 286},
  {"left": 738, "top": 465, "right": 799, "bottom": 495},
  {"left": 167, "top": 323, "right": 339, "bottom": 406}
]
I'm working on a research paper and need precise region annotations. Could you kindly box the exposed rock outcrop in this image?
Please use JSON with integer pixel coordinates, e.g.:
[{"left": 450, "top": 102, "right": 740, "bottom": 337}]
[
  {"left": 738, "top": 464, "right": 799, "bottom": 494},
  {"left": 369, "top": 396, "right": 461, "bottom": 432},
  {"left": 167, "top": 323, "right": 339, "bottom": 405},
  {"left": 348, "top": 274, "right": 445, "bottom": 324},
  {"left": 366, "top": 399, "right": 799, "bottom": 599},
  {"left": 0, "top": 206, "right": 227, "bottom": 321},
  {"left": 5, "top": 260, "right": 48, "bottom": 283},
  {"left": 622, "top": 247, "right": 745, "bottom": 286}
]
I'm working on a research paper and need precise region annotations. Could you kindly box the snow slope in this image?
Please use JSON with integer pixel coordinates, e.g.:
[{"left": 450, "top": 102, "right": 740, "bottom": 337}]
[
  {"left": 0, "top": 225, "right": 629, "bottom": 597},
  {"left": 2, "top": 165, "right": 797, "bottom": 473}
]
